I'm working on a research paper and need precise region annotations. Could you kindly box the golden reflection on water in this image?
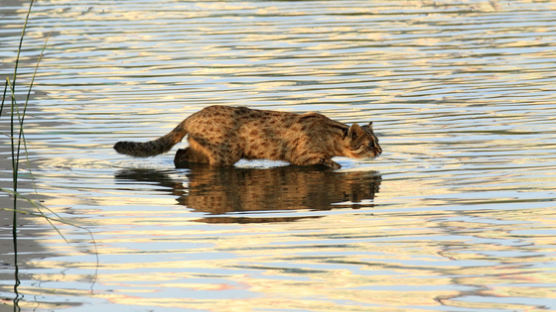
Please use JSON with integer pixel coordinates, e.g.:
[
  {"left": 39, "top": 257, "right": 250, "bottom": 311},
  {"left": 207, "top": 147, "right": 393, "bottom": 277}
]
[
  {"left": 1, "top": 0, "right": 556, "bottom": 311},
  {"left": 20, "top": 204, "right": 555, "bottom": 311}
]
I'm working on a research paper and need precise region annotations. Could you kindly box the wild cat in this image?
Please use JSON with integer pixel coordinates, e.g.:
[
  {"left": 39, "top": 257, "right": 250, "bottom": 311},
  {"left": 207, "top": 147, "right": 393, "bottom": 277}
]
[{"left": 114, "top": 105, "right": 382, "bottom": 169}]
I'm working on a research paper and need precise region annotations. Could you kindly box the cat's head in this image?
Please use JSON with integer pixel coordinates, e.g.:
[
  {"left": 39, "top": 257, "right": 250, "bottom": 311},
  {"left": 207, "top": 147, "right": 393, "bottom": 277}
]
[{"left": 344, "top": 122, "right": 382, "bottom": 159}]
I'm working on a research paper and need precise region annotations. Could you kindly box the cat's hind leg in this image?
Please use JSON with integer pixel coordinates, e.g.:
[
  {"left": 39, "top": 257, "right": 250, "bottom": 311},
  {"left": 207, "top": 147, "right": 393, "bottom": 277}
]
[
  {"left": 174, "top": 147, "right": 209, "bottom": 168},
  {"left": 187, "top": 136, "right": 242, "bottom": 167}
]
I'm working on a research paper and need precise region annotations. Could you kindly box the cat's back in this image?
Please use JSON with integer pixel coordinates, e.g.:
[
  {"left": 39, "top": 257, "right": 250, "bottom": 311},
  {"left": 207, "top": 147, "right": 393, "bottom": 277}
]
[{"left": 185, "top": 105, "right": 297, "bottom": 134}]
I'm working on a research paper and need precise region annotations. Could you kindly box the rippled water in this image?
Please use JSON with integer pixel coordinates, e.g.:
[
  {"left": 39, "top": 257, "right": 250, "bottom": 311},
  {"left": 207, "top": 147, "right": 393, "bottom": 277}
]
[{"left": 1, "top": 0, "right": 556, "bottom": 311}]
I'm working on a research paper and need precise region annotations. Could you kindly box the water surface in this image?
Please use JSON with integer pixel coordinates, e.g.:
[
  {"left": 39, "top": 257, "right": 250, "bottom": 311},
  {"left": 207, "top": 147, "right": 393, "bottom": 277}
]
[{"left": 1, "top": 0, "right": 555, "bottom": 311}]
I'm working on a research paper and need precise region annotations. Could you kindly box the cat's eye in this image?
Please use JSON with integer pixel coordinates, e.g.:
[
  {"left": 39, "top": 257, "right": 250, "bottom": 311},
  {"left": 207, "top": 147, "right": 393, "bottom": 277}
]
[{"left": 353, "top": 144, "right": 365, "bottom": 151}]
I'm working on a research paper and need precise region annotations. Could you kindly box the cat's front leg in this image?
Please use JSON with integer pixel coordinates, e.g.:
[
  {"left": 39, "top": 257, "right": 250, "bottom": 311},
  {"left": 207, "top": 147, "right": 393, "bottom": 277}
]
[{"left": 295, "top": 154, "right": 341, "bottom": 169}]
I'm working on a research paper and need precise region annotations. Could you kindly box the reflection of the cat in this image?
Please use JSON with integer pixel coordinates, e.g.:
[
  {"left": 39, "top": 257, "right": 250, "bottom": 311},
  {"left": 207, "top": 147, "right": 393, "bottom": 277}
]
[{"left": 116, "top": 164, "right": 381, "bottom": 223}]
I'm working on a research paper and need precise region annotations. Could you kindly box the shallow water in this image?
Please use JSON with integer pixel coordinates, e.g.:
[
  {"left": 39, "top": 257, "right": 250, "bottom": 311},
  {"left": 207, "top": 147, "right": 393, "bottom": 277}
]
[{"left": 1, "top": 0, "right": 556, "bottom": 311}]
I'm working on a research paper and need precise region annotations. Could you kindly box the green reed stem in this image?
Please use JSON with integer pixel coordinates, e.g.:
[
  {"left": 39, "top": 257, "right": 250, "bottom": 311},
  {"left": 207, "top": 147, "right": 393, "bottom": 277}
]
[
  {"left": 9, "top": 0, "right": 35, "bottom": 220},
  {"left": 2, "top": 0, "right": 34, "bottom": 117},
  {"left": 1, "top": 80, "right": 7, "bottom": 117},
  {"left": 13, "top": 0, "right": 35, "bottom": 90},
  {"left": 8, "top": 77, "right": 21, "bottom": 312},
  {"left": 6, "top": 2, "right": 35, "bottom": 311},
  {"left": 8, "top": 0, "right": 36, "bottom": 229},
  {"left": 16, "top": 37, "right": 48, "bottom": 183},
  {"left": 4, "top": 2, "right": 98, "bottom": 308}
]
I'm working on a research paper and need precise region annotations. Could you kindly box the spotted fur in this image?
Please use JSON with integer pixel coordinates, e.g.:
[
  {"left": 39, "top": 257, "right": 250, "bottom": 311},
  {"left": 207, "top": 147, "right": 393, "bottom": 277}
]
[{"left": 114, "top": 105, "right": 382, "bottom": 169}]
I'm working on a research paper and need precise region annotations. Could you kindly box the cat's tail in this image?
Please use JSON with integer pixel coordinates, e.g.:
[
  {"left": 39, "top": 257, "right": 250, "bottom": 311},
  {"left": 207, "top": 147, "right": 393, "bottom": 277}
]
[{"left": 114, "top": 120, "right": 188, "bottom": 157}]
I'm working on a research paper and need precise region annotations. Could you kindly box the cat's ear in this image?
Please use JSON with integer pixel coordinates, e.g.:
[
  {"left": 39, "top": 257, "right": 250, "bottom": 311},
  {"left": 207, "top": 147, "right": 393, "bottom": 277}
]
[
  {"left": 347, "top": 123, "right": 364, "bottom": 139},
  {"left": 368, "top": 121, "right": 373, "bottom": 129}
]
